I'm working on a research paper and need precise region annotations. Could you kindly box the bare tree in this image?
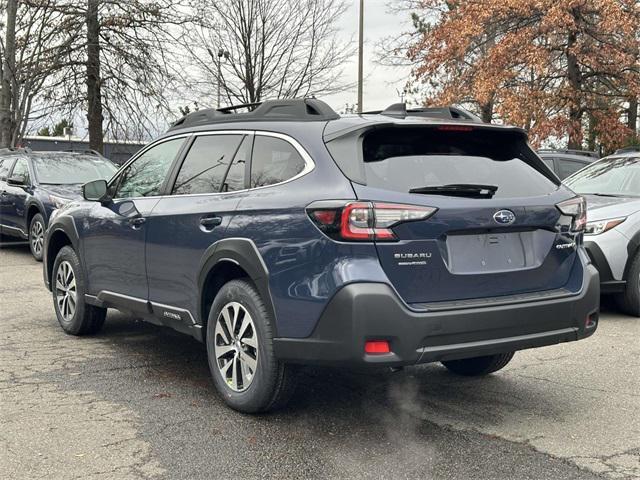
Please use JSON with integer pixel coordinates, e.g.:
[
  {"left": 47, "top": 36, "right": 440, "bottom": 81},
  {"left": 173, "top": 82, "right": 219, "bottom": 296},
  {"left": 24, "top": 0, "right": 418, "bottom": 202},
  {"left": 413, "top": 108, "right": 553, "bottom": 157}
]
[
  {"left": 0, "top": 1, "right": 80, "bottom": 147},
  {"left": 182, "top": 0, "right": 353, "bottom": 106},
  {"left": 40, "top": 0, "right": 190, "bottom": 152},
  {"left": 0, "top": 0, "right": 17, "bottom": 147}
]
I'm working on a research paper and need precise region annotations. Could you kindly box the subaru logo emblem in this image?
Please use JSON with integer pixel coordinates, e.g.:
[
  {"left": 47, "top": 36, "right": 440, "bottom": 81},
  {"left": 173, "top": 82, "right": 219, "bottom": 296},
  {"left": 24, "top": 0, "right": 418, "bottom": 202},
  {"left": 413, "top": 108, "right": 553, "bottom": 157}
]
[{"left": 493, "top": 210, "right": 516, "bottom": 225}]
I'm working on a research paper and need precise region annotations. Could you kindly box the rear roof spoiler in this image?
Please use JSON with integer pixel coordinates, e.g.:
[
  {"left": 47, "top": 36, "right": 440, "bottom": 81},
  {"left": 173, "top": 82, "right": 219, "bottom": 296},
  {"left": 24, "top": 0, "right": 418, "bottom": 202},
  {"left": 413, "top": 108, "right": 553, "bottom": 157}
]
[{"left": 363, "top": 104, "right": 484, "bottom": 123}]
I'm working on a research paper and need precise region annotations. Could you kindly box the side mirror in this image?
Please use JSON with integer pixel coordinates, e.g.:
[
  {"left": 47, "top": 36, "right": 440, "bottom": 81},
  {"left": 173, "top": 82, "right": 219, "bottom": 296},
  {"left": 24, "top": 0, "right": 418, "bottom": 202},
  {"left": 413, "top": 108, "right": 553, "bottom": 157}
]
[
  {"left": 7, "top": 175, "right": 26, "bottom": 187},
  {"left": 83, "top": 179, "right": 109, "bottom": 202}
]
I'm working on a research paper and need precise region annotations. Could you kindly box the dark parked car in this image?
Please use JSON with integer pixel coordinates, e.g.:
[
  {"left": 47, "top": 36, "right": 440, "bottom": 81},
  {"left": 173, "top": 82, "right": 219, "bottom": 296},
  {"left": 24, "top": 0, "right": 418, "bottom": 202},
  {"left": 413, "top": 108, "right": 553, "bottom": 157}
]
[
  {"left": 537, "top": 149, "right": 599, "bottom": 180},
  {"left": 0, "top": 149, "right": 117, "bottom": 260},
  {"left": 43, "top": 99, "right": 599, "bottom": 413}
]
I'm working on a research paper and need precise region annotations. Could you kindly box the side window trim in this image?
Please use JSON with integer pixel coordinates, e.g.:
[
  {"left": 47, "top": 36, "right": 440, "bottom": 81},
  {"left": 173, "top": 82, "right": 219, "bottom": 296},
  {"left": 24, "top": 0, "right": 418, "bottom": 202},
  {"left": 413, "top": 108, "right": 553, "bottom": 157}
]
[{"left": 125, "top": 129, "right": 315, "bottom": 198}]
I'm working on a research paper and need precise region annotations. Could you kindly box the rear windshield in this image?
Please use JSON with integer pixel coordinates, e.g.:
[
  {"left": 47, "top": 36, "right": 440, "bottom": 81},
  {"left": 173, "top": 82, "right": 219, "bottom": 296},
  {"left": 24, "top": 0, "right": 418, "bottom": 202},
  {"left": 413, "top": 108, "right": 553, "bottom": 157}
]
[
  {"left": 344, "top": 127, "right": 558, "bottom": 198},
  {"left": 33, "top": 154, "right": 117, "bottom": 184}
]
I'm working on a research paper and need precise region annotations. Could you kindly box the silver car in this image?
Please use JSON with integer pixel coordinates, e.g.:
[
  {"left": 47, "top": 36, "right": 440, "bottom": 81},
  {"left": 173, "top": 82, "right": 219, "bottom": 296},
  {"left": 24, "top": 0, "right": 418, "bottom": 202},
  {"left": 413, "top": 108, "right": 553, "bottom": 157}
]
[{"left": 565, "top": 150, "right": 640, "bottom": 316}]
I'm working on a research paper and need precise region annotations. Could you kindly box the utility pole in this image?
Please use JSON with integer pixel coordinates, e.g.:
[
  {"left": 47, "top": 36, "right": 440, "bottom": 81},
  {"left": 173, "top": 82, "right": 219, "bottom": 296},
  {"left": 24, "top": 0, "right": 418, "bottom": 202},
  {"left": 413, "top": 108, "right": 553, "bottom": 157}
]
[
  {"left": 357, "top": 0, "right": 364, "bottom": 113},
  {"left": 217, "top": 49, "right": 230, "bottom": 109}
]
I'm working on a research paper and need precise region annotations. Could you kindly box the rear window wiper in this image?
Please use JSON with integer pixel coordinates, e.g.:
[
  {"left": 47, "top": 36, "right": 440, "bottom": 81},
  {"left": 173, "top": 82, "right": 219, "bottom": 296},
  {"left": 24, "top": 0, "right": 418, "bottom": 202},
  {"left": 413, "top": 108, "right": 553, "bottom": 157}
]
[{"left": 409, "top": 184, "right": 498, "bottom": 198}]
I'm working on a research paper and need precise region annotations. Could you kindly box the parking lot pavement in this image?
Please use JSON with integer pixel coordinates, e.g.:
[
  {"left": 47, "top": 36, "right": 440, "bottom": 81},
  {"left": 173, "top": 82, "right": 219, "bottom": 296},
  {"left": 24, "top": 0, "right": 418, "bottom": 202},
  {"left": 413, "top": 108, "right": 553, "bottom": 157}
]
[{"left": 1, "top": 243, "right": 638, "bottom": 480}]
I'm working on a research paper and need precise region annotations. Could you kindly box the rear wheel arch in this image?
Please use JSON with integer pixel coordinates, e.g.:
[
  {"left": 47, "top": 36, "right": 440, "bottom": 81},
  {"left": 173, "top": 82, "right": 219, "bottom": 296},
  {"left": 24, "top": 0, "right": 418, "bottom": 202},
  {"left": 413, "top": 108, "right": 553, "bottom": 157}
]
[{"left": 198, "top": 238, "right": 276, "bottom": 337}]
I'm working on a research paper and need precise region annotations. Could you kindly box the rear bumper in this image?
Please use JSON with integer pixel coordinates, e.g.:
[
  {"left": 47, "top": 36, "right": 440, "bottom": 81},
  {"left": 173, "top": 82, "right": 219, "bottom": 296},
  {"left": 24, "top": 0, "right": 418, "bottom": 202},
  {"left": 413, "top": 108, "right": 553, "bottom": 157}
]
[{"left": 273, "top": 264, "right": 600, "bottom": 367}]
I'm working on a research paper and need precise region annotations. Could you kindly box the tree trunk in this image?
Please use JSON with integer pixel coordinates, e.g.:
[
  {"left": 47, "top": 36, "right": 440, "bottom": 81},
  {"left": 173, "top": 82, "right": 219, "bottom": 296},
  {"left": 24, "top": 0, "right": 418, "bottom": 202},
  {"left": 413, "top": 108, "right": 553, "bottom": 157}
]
[
  {"left": 479, "top": 100, "right": 493, "bottom": 124},
  {"left": 587, "top": 112, "right": 597, "bottom": 152},
  {"left": 86, "top": 0, "right": 104, "bottom": 153},
  {"left": 566, "top": 25, "right": 583, "bottom": 149},
  {"left": 628, "top": 97, "right": 638, "bottom": 133},
  {"left": 0, "top": 0, "right": 17, "bottom": 148}
]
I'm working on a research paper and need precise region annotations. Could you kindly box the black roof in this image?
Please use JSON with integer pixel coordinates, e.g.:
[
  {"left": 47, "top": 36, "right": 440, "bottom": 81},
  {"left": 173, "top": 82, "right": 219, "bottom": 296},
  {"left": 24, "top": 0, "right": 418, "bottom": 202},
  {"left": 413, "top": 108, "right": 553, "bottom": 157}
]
[
  {"left": 168, "top": 98, "right": 340, "bottom": 131},
  {"left": 168, "top": 98, "right": 488, "bottom": 133}
]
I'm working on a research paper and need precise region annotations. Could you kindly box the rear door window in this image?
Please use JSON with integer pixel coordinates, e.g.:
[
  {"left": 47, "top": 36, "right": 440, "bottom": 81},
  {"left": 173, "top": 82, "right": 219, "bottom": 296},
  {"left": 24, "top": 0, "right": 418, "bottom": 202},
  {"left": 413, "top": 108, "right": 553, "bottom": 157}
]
[
  {"left": 250, "top": 136, "right": 306, "bottom": 188},
  {"left": 360, "top": 127, "right": 558, "bottom": 198},
  {"left": 172, "top": 134, "right": 244, "bottom": 195}
]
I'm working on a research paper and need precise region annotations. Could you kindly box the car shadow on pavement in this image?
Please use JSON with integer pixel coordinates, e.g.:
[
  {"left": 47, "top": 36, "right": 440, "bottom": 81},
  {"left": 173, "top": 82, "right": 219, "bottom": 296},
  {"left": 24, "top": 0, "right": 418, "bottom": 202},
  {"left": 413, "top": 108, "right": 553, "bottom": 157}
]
[
  {"left": 72, "top": 310, "right": 603, "bottom": 479},
  {"left": 97, "top": 309, "right": 566, "bottom": 428}
]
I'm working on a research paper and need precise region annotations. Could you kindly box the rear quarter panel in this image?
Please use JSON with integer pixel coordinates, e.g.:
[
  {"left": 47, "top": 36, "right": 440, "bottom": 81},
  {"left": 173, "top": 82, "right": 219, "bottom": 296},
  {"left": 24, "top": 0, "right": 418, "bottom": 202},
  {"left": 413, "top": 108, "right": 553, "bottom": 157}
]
[{"left": 229, "top": 133, "right": 386, "bottom": 338}]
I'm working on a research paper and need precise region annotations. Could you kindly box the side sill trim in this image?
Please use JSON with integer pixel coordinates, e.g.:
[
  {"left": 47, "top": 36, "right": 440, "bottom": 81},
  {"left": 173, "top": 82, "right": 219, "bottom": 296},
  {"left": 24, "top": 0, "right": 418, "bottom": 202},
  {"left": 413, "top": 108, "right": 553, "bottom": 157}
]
[{"left": 88, "top": 291, "right": 198, "bottom": 325}]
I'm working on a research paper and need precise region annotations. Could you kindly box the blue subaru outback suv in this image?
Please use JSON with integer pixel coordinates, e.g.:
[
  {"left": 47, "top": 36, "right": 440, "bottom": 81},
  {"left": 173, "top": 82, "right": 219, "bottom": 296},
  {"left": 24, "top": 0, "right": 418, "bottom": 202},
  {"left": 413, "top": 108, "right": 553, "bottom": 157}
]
[{"left": 43, "top": 99, "right": 599, "bottom": 412}]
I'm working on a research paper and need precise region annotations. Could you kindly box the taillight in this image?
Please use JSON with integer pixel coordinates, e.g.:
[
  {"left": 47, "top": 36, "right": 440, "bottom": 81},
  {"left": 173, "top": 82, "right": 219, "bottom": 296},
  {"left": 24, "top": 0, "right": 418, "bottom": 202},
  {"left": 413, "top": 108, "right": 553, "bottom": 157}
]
[
  {"left": 307, "top": 201, "right": 437, "bottom": 242},
  {"left": 556, "top": 196, "right": 587, "bottom": 233}
]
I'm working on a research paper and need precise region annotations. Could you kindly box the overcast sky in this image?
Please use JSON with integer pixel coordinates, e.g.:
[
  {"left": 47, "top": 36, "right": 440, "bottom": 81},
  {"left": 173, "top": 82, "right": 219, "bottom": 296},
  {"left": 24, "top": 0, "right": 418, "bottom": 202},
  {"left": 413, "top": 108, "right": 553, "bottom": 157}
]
[{"left": 323, "top": 0, "right": 413, "bottom": 112}]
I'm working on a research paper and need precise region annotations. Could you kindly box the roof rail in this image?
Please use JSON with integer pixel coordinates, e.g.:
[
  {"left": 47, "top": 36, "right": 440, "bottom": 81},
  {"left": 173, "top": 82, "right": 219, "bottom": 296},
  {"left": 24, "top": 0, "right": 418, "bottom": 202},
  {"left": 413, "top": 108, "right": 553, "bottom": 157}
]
[
  {"left": 168, "top": 98, "right": 340, "bottom": 131},
  {"left": 537, "top": 149, "right": 599, "bottom": 159},
  {"left": 61, "top": 149, "right": 107, "bottom": 158},
  {"left": 364, "top": 104, "right": 484, "bottom": 123},
  {"left": 0, "top": 146, "right": 32, "bottom": 155},
  {"left": 83, "top": 149, "right": 106, "bottom": 157}
]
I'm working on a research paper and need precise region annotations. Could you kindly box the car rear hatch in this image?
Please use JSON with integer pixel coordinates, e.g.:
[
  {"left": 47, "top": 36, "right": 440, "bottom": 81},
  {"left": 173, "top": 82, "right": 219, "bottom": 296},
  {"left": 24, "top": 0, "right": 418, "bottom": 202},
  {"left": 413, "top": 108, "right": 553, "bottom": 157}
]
[{"left": 324, "top": 123, "right": 584, "bottom": 307}]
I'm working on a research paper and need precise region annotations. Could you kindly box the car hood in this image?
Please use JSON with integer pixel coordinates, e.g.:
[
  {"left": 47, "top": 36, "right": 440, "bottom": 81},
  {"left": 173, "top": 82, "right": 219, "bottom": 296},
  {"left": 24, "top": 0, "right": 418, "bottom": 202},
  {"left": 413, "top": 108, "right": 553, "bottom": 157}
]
[
  {"left": 584, "top": 194, "right": 640, "bottom": 221},
  {"left": 39, "top": 184, "right": 84, "bottom": 200}
]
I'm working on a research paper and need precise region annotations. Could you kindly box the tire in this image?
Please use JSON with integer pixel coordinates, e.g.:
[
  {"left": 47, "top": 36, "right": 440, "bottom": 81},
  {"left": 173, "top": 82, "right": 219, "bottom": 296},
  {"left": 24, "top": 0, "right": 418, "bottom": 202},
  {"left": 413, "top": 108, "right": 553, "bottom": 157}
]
[
  {"left": 442, "top": 352, "right": 515, "bottom": 376},
  {"left": 29, "top": 213, "right": 46, "bottom": 261},
  {"left": 616, "top": 252, "right": 640, "bottom": 317},
  {"left": 52, "top": 245, "right": 106, "bottom": 335},
  {"left": 206, "top": 279, "right": 297, "bottom": 413}
]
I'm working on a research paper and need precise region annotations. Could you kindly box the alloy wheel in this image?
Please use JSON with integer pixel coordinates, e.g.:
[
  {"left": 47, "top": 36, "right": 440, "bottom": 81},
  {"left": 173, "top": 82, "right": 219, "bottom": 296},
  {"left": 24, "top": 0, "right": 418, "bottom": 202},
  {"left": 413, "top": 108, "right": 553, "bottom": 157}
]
[
  {"left": 55, "top": 261, "right": 77, "bottom": 321},
  {"left": 214, "top": 302, "right": 259, "bottom": 392},
  {"left": 30, "top": 220, "right": 44, "bottom": 256}
]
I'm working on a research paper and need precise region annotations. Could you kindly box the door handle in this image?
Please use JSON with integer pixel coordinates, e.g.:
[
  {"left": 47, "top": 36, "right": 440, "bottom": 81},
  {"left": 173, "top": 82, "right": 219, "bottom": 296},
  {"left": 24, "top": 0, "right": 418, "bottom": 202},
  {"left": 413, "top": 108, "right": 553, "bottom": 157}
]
[
  {"left": 129, "top": 217, "right": 146, "bottom": 228},
  {"left": 200, "top": 216, "right": 222, "bottom": 231}
]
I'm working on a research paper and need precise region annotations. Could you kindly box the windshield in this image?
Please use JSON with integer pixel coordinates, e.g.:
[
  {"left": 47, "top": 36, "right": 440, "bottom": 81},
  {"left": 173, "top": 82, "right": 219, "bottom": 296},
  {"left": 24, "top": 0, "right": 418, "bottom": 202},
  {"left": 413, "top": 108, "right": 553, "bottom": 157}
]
[
  {"left": 565, "top": 156, "right": 640, "bottom": 197},
  {"left": 360, "top": 127, "right": 558, "bottom": 198},
  {"left": 32, "top": 155, "right": 118, "bottom": 184}
]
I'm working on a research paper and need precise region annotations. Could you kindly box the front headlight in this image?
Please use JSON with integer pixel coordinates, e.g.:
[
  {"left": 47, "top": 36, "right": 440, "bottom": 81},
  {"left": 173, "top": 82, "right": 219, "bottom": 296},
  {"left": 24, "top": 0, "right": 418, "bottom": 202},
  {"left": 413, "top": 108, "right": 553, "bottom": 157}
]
[
  {"left": 49, "top": 195, "right": 71, "bottom": 209},
  {"left": 584, "top": 217, "right": 626, "bottom": 235}
]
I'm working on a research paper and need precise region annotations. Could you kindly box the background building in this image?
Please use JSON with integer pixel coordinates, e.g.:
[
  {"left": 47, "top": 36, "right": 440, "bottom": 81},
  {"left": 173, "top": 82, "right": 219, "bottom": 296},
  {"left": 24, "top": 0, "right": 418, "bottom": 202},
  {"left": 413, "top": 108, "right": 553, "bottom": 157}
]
[{"left": 21, "top": 136, "right": 146, "bottom": 164}]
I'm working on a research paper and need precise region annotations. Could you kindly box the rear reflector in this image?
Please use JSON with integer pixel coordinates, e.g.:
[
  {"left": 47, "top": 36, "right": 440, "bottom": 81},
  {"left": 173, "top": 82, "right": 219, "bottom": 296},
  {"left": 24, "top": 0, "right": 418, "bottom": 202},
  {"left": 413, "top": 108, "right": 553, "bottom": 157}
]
[{"left": 365, "top": 340, "right": 391, "bottom": 354}]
